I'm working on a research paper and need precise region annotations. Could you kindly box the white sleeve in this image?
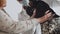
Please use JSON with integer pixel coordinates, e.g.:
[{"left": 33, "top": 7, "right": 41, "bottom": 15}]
[
  {"left": 18, "top": 9, "right": 30, "bottom": 21},
  {"left": 0, "top": 10, "right": 38, "bottom": 34},
  {"left": 35, "top": 24, "right": 41, "bottom": 34}
]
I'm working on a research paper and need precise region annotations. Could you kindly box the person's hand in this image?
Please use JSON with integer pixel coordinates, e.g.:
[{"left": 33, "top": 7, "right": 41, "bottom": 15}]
[{"left": 35, "top": 10, "right": 52, "bottom": 23}]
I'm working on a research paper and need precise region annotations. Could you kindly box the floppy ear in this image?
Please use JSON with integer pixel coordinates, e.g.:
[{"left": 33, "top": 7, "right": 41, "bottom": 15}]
[{"left": 26, "top": 6, "right": 34, "bottom": 17}]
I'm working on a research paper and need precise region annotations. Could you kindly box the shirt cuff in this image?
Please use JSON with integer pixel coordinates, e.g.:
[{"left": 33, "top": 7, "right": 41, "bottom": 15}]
[{"left": 31, "top": 19, "right": 39, "bottom": 26}]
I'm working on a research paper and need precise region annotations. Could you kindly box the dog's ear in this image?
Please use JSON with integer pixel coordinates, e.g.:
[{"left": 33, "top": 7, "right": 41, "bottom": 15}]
[{"left": 26, "top": 7, "right": 34, "bottom": 17}]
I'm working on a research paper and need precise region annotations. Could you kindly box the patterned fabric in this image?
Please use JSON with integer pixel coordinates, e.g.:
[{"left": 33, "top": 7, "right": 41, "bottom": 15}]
[
  {"left": 18, "top": 8, "right": 60, "bottom": 34},
  {"left": 0, "top": 9, "right": 38, "bottom": 34},
  {"left": 41, "top": 17, "right": 60, "bottom": 34},
  {"left": 41, "top": 0, "right": 60, "bottom": 34},
  {"left": 18, "top": 9, "right": 30, "bottom": 21},
  {"left": 18, "top": 9, "right": 41, "bottom": 34}
]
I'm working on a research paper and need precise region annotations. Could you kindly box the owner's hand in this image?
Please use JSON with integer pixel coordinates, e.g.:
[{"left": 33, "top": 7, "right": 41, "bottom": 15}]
[{"left": 35, "top": 10, "right": 52, "bottom": 23}]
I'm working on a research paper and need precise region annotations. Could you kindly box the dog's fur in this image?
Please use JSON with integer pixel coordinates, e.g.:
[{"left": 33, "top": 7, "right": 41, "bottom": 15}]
[{"left": 26, "top": 1, "right": 59, "bottom": 18}]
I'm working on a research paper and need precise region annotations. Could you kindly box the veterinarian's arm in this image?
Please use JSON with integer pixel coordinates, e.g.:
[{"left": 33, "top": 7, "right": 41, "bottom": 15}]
[
  {"left": 0, "top": 10, "right": 39, "bottom": 34},
  {"left": 0, "top": 10, "right": 52, "bottom": 34},
  {"left": 18, "top": 9, "right": 30, "bottom": 21}
]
